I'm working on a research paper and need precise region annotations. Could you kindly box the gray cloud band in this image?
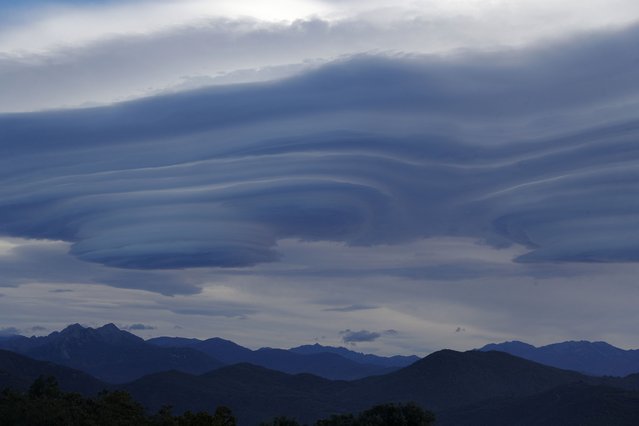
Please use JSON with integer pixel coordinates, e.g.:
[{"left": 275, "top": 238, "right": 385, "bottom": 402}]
[{"left": 1, "top": 25, "right": 639, "bottom": 279}]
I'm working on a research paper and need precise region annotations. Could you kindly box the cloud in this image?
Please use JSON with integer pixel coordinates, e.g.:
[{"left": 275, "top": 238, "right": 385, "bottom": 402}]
[
  {"left": 169, "top": 307, "right": 253, "bottom": 318},
  {"left": 0, "top": 238, "right": 202, "bottom": 295},
  {"left": 339, "top": 328, "right": 398, "bottom": 344},
  {"left": 2, "top": 23, "right": 639, "bottom": 281},
  {"left": 30, "top": 325, "right": 47, "bottom": 332},
  {"left": 123, "top": 323, "right": 156, "bottom": 331},
  {"left": 323, "top": 304, "right": 378, "bottom": 312},
  {"left": 3, "top": 0, "right": 639, "bottom": 113},
  {"left": 340, "top": 329, "right": 381, "bottom": 343}
]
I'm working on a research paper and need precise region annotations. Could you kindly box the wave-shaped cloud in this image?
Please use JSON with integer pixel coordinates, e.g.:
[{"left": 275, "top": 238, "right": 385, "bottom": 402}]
[
  {"left": 4, "top": 1, "right": 639, "bottom": 113},
  {"left": 2, "top": 24, "right": 639, "bottom": 273}
]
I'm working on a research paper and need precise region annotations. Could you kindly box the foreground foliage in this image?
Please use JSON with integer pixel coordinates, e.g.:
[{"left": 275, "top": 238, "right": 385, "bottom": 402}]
[
  {"left": 0, "top": 376, "right": 235, "bottom": 426},
  {"left": 0, "top": 376, "right": 435, "bottom": 426},
  {"left": 262, "top": 403, "right": 436, "bottom": 426}
]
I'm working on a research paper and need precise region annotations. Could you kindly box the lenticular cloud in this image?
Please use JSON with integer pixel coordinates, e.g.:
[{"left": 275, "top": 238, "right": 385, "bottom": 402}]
[{"left": 2, "top": 24, "right": 639, "bottom": 270}]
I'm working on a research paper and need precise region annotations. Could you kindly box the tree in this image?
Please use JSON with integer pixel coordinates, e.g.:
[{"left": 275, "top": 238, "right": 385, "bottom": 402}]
[
  {"left": 357, "top": 402, "right": 435, "bottom": 426},
  {"left": 316, "top": 402, "right": 435, "bottom": 426},
  {"left": 213, "top": 406, "right": 236, "bottom": 426},
  {"left": 0, "top": 377, "right": 237, "bottom": 426},
  {"left": 28, "top": 375, "right": 62, "bottom": 399},
  {"left": 95, "top": 390, "right": 148, "bottom": 425},
  {"left": 260, "top": 416, "right": 302, "bottom": 426}
]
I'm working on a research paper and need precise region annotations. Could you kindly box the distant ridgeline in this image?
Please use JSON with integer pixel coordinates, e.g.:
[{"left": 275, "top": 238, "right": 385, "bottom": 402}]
[
  {"left": 0, "top": 324, "right": 417, "bottom": 383},
  {"left": 479, "top": 340, "right": 639, "bottom": 377}
]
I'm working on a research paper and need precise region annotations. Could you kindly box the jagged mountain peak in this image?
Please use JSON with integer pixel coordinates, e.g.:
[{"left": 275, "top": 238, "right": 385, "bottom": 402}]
[{"left": 53, "top": 323, "right": 142, "bottom": 345}]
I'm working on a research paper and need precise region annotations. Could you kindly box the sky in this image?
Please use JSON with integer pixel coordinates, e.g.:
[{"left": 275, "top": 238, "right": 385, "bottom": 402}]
[{"left": 1, "top": 0, "right": 639, "bottom": 356}]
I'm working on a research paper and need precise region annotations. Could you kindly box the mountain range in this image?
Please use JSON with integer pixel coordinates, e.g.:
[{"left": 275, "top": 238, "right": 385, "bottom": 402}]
[
  {"left": 0, "top": 324, "right": 223, "bottom": 383},
  {"left": 479, "top": 340, "right": 639, "bottom": 377},
  {"left": 3, "top": 343, "right": 639, "bottom": 425},
  {"left": 4, "top": 324, "right": 639, "bottom": 424},
  {"left": 0, "top": 349, "right": 106, "bottom": 395},
  {"left": 147, "top": 336, "right": 407, "bottom": 379},
  {"left": 0, "top": 324, "right": 412, "bottom": 383}
]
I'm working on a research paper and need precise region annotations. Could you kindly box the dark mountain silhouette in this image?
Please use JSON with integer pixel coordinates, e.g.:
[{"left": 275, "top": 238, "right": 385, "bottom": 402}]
[
  {"left": 480, "top": 340, "right": 639, "bottom": 376},
  {"left": 146, "top": 336, "right": 202, "bottom": 348},
  {"left": 249, "top": 347, "right": 395, "bottom": 380},
  {"left": 120, "top": 349, "right": 595, "bottom": 424},
  {"left": 289, "top": 343, "right": 419, "bottom": 368},
  {"left": 0, "top": 349, "right": 107, "bottom": 395},
  {"left": 0, "top": 335, "right": 32, "bottom": 352},
  {"left": 0, "top": 324, "right": 223, "bottom": 383},
  {"left": 148, "top": 336, "right": 255, "bottom": 364},
  {"left": 4, "top": 346, "right": 639, "bottom": 425},
  {"left": 148, "top": 336, "right": 395, "bottom": 380},
  {"left": 437, "top": 383, "right": 639, "bottom": 426},
  {"left": 612, "top": 373, "right": 639, "bottom": 390},
  {"left": 124, "top": 363, "right": 353, "bottom": 425},
  {"left": 349, "top": 349, "right": 588, "bottom": 412}
]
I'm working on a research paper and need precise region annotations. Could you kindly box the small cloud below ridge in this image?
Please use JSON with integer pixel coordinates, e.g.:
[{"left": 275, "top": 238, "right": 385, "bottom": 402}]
[
  {"left": 340, "top": 328, "right": 398, "bottom": 344},
  {"left": 123, "top": 323, "right": 156, "bottom": 331}
]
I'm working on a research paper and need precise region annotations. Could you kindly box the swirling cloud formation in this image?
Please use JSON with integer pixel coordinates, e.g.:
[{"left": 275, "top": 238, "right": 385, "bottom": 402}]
[{"left": 2, "top": 24, "right": 639, "bottom": 275}]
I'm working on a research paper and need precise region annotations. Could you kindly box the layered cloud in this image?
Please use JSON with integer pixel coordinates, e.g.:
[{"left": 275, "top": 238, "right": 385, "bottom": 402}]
[
  {"left": 0, "top": 239, "right": 202, "bottom": 295},
  {"left": 2, "top": 24, "right": 639, "bottom": 281},
  {"left": 3, "top": 0, "right": 639, "bottom": 112}
]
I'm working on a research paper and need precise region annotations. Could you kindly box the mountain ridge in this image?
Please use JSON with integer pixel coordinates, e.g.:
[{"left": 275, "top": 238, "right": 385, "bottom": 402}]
[
  {"left": 0, "top": 324, "right": 224, "bottom": 383},
  {"left": 3, "top": 343, "right": 639, "bottom": 425},
  {"left": 480, "top": 340, "right": 639, "bottom": 376},
  {"left": 289, "top": 343, "right": 419, "bottom": 368},
  {"left": 122, "top": 348, "right": 607, "bottom": 424},
  {"left": 148, "top": 335, "right": 402, "bottom": 380}
]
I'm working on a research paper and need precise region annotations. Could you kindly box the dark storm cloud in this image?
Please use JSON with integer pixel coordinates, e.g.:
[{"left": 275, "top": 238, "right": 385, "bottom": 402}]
[{"left": 1, "top": 24, "right": 639, "bottom": 291}]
